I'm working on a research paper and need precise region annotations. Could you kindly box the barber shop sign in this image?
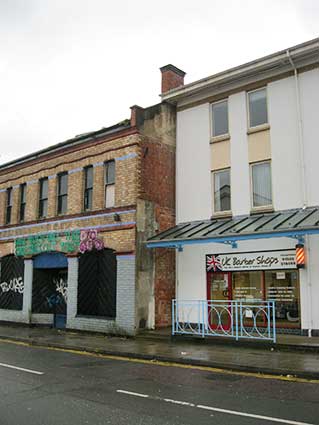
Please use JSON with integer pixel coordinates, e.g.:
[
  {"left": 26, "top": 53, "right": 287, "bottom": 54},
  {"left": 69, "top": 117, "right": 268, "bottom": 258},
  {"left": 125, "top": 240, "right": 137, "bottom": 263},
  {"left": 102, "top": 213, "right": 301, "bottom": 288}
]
[{"left": 206, "top": 250, "right": 296, "bottom": 272}]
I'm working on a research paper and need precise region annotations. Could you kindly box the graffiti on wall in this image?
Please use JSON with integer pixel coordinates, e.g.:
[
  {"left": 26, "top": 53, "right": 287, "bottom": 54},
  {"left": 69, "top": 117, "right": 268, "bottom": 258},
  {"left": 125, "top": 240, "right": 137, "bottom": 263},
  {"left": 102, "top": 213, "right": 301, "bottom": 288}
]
[
  {"left": 46, "top": 278, "right": 67, "bottom": 308},
  {"left": 55, "top": 278, "right": 68, "bottom": 303},
  {"left": 15, "top": 229, "right": 104, "bottom": 256},
  {"left": 15, "top": 230, "right": 81, "bottom": 256},
  {"left": 0, "top": 256, "right": 24, "bottom": 310},
  {"left": 0, "top": 277, "right": 24, "bottom": 294},
  {"left": 79, "top": 229, "right": 104, "bottom": 254}
]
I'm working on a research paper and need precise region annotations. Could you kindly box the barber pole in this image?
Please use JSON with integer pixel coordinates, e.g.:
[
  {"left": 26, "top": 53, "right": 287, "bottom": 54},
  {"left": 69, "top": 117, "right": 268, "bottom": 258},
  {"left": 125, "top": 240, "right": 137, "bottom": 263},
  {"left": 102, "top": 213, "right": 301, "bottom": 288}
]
[{"left": 295, "top": 244, "right": 305, "bottom": 268}]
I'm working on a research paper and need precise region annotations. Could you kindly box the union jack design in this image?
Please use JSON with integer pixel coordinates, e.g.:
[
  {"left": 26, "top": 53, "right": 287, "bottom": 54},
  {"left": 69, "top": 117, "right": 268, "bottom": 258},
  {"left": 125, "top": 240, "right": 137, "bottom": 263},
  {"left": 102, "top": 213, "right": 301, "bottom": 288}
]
[{"left": 206, "top": 255, "right": 222, "bottom": 272}]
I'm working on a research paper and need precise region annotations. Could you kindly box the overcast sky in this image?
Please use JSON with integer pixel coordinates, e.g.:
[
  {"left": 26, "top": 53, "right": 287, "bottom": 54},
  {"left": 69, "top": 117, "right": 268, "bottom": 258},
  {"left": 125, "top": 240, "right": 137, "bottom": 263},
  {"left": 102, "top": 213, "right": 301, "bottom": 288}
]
[{"left": 0, "top": 0, "right": 318, "bottom": 165}]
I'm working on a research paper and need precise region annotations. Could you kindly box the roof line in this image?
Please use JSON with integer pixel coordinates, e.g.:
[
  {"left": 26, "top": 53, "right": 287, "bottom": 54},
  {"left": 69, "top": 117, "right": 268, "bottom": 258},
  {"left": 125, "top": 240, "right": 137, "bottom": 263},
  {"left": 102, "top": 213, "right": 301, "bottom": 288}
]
[
  {"left": 161, "top": 37, "right": 319, "bottom": 102},
  {"left": 0, "top": 121, "right": 131, "bottom": 171}
]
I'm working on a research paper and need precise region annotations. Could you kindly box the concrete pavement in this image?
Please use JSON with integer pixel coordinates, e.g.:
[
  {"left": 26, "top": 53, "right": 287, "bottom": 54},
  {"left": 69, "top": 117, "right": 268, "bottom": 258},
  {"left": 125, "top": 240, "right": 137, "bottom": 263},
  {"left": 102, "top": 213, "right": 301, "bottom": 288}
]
[{"left": 0, "top": 324, "right": 319, "bottom": 379}]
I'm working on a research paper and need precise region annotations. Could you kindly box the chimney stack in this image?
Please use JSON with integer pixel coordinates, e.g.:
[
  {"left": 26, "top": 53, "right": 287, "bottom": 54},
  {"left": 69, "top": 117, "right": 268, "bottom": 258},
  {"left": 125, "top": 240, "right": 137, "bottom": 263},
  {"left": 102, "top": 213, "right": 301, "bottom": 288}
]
[
  {"left": 160, "top": 64, "right": 186, "bottom": 94},
  {"left": 130, "top": 105, "right": 144, "bottom": 128}
]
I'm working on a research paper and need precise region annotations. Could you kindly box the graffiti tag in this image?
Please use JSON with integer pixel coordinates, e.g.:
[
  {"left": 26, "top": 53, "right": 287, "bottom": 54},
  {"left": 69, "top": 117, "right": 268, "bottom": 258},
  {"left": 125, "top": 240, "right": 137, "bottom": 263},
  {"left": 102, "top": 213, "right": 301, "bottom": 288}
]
[
  {"left": 46, "top": 294, "right": 64, "bottom": 308},
  {"left": 54, "top": 278, "right": 68, "bottom": 303},
  {"left": 0, "top": 277, "right": 24, "bottom": 294},
  {"left": 79, "top": 229, "right": 104, "bottom": 253}
]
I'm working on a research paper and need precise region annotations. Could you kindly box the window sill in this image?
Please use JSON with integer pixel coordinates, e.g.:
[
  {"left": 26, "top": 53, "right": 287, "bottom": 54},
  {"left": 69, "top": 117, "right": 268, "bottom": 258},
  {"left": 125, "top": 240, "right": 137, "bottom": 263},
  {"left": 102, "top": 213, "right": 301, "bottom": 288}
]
[
  {"left": 247, "top": 124, "right": 270, "bottom": 135},
  {"left": 210, "top": 133, "right": 230, "bottom": 144},
  {"left": 250, "top": 206, "right": 274, "bottom": 215},
  {"left": 211, "top": 211, "right": 232, "bottom": 219}
]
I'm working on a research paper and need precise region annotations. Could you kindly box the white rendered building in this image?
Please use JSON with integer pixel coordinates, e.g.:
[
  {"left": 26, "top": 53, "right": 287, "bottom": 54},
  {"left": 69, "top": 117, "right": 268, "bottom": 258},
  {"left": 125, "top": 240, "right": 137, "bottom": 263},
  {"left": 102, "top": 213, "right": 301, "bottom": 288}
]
[{"left": 148, "top": 38, "right": 319, "bottom": 336}]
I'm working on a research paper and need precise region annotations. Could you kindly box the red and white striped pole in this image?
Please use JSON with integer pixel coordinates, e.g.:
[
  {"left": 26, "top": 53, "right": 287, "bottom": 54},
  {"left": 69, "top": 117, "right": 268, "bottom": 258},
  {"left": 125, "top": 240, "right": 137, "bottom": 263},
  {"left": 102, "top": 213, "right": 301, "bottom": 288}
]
[{"left": 295, "top": 244, "right": 306, "bottom": 268}]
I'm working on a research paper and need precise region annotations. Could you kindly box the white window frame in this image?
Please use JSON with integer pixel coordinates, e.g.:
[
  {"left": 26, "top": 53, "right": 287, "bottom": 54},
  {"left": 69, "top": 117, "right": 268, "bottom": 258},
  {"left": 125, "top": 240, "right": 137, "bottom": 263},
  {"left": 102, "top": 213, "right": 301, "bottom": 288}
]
[
  {"left": 212, "top": 168, "right": 231, "bottom": 215},
  {"left": 250, "top": 160, "right": 273, "bottom": 210},
  {"left": 247, "top": 87, "right": 269, "bottom": 130},
  {"left": 210, "top": 99, "right": 229, "bottom": 140}
]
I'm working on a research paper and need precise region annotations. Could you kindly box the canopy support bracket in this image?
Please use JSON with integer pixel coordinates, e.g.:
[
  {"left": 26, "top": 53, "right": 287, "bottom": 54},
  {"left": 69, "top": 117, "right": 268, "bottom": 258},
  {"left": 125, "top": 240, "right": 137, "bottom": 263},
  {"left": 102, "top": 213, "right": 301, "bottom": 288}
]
[{"left": 289, "top": 234, "right": 305, "bottom": 245}]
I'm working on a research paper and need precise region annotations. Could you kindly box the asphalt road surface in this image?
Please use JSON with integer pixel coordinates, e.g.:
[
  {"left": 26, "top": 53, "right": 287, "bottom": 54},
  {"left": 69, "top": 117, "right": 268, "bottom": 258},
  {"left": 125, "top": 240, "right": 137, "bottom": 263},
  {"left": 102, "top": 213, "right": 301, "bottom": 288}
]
[{"left": 0, "top": 340, "right": 318, "bottom": 425}]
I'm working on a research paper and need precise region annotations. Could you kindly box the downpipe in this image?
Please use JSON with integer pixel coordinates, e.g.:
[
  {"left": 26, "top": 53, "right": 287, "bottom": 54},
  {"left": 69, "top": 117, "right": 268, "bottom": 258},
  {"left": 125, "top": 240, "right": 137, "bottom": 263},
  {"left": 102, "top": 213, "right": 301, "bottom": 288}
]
[{"left": 287, "top": 49, "right": 312, "bottom": 337}]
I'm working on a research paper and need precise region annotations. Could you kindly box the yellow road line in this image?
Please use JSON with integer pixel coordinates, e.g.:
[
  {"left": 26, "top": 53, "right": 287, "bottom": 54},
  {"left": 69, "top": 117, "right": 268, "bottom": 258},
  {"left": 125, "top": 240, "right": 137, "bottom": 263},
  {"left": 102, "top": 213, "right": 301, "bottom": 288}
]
[{"left": 0, "top": 337, "right": 318, "bottom": 384}]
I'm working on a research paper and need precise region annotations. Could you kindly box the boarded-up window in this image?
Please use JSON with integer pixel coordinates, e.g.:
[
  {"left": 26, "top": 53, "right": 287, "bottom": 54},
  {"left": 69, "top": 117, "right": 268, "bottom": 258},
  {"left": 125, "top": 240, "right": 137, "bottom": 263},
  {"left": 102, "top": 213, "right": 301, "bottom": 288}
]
[
  {"left": 78, "top": 249, "right": 116, "bottom": 318},
  {"left": 0, "top": 255, "right": 24, "bottom": 310}
]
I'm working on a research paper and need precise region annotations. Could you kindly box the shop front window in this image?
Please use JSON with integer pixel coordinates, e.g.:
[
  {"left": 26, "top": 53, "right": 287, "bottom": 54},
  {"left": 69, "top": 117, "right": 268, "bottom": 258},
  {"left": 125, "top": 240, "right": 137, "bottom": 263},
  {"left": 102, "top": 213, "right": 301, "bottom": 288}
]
[
  {"left": 232, "top": 271, "right": 263, "bottom": 301},
  {"left": 265, "top": 270, "right": 300, "bottom": 326},
  {"left": 230, "top": 269, "right": 300, "bottom": 328},
  {"left": 232, "top": 271, "right": 264, "bottom": 324}
]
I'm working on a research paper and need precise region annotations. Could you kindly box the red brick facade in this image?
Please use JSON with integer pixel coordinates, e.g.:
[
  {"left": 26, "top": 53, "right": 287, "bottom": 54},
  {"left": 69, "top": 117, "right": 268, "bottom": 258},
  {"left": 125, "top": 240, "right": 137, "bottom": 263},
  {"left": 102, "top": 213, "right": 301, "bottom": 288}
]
[{"left": 139, "top": 137, "right": 176, "bottom": 327}]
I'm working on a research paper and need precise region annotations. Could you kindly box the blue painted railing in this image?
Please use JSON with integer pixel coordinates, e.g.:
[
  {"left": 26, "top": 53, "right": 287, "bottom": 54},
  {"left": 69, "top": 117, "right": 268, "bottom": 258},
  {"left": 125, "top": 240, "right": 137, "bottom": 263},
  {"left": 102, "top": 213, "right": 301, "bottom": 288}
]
[{"left": 172, "top": 299, "right": 276, "bottom": 343}]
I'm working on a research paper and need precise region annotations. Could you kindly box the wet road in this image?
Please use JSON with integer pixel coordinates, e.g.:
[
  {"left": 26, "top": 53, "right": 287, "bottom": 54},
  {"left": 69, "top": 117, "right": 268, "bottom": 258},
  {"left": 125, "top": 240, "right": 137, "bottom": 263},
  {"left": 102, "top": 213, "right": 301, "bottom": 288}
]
[{"left": 0, "top": 341, "right": 318, "bottom": 425}]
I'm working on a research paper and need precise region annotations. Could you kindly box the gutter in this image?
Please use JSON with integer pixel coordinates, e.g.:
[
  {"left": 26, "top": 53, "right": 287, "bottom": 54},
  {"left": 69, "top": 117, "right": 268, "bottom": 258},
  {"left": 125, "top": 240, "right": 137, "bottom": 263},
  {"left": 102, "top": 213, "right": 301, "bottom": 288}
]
[
  {"left": 162, "top": 38, "right": 319, "bottom": 103},
  {"left": 146, "top": 226, "right": 319, "bottom": 249}
]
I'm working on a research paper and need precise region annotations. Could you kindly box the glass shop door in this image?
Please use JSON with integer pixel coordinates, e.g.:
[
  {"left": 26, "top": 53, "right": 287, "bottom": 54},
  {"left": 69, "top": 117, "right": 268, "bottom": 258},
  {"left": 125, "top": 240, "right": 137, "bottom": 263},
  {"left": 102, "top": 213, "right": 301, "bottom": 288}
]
[{"left": 207, "top": 272, "right": 232, "bottom": 331}]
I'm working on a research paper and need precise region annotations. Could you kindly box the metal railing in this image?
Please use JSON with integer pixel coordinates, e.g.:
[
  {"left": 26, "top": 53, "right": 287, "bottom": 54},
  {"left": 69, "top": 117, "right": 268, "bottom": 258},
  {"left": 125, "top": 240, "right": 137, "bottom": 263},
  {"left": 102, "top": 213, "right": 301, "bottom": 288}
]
[{"left": 172, "top": 299, "right": 276, "bottom": 342}]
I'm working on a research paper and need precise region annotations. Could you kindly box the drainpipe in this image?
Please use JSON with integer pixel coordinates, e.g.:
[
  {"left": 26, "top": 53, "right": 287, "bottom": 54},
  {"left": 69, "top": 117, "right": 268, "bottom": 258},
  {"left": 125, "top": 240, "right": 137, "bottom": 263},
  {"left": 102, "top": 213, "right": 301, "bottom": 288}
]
[
  {"left": 286, "top": 49, "right": 312, "bottom": 337},
  {"left": 286, "top": 49, "right": 307, "bottom": 207},
  {"left": 305, "top": 236, "right": 313, "bottom": 338}
]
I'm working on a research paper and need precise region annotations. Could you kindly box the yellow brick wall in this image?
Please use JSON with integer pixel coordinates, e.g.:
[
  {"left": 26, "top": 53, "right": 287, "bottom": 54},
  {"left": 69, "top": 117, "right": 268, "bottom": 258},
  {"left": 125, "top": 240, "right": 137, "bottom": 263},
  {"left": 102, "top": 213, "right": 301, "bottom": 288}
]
[
  {"left": 47, "top": 176, "right": 57, "bottom": 217},
  {"left": 93, "top": 165, "right": 105, "bottom": 210},
  {"left": 11, "top": 186, "right": 20, "bottom": 224},
  {"left": 0, "top": 134, "right": 139, "bottom": 185},
  {"left": 25, "top": 181, "right": 40, "bottom": 222},
  {"left": 68, "top": 170, "right": 84, "bottom": 215},
  {"left": 0, "top": 136, "right": 139, "bottom": 213},
  {"left": 0, "top": 131, "right": 140, "bottom": 256},
  {"left": 0, "top": 191, "right": 5, "bottom": 225}
]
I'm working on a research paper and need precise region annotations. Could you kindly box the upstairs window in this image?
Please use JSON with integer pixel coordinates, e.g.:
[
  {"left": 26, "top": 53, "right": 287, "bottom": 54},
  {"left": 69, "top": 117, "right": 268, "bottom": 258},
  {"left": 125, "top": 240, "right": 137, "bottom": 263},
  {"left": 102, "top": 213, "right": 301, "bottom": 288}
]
[
  {"left": 248, "top": 88, "right": 268, "bottom": 128},
  {"left": 213, "top": 169, "right": 231, "bottom": 213},
  {"left": 19, "top": 183, "right": 27, "bottom": 222},
  {"left": 105, "top": 161, "right": 115, "bottom": 208},
  {"left": 211, "top": 100, "right": 229, "bottom": 137},
  {"left": 84, "top": 166, "right": 93, "bottom": 211},
  {"left": 5, "top": 188, "right": 12, "bottom": 224},
  {"left": 251, "top": 161, "right": 272, "bottom": 208},
  {"left": 57, "top": 173, "right": 68, "bottom": 215},
  {"left": 39, "top": 178, "right": 48, "bottom": 218}
]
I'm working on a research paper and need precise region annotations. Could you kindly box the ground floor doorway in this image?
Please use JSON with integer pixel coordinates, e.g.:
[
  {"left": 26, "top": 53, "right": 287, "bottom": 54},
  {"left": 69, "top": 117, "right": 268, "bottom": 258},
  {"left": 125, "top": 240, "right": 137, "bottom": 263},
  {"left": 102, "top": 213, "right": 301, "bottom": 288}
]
[{"left": 32, "top": 252, "right": 68, "bottom": 329}]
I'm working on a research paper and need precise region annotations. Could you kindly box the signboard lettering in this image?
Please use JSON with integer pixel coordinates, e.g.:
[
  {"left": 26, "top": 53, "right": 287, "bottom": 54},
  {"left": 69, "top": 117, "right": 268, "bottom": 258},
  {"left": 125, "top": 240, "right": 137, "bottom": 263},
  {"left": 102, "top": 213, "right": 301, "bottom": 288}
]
[{"left": 206, "top": 250, "right": 296, "bottom": 272}]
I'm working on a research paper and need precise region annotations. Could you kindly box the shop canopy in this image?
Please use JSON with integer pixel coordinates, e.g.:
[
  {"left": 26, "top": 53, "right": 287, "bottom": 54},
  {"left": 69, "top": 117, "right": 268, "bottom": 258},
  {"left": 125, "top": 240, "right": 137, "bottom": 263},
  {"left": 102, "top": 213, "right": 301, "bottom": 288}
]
[{"left": 146, "top": 206, "right": 319, "bottom": 250}]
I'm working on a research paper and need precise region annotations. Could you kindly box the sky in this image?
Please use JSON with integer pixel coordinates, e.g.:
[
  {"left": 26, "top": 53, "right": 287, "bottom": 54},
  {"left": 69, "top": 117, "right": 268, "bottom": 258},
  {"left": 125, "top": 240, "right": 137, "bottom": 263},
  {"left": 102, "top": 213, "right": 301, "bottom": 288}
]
[{"left": 0, "top": 0, "right": 318, "bottom": 165}]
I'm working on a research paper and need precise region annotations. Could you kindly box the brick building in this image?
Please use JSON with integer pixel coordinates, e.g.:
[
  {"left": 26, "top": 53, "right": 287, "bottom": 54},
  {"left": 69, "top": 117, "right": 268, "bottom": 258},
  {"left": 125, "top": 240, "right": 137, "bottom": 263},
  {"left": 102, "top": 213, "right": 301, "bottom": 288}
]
[{"left": 0, "top": 66, "right": 184, "bottom": 335}]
